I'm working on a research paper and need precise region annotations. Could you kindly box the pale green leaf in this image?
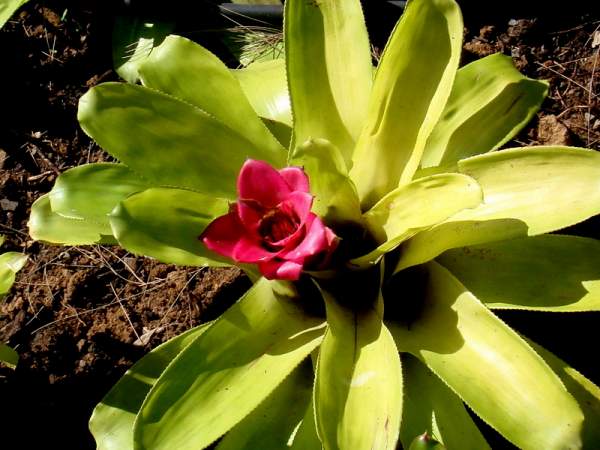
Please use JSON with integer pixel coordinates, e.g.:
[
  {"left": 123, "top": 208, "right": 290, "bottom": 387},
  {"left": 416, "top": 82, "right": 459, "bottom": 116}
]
[
  {"left": 364, "top": 173, "right": 481, "bottom": 243},
  {"left": 231, "top": 59, "right": 292, "bottom": 126},
  {"left": 315, "top": 289, "right": 402, "bottom": 450},
  {"left": 90, "top": 323, "right": 212, "bottom": 450},
  {"left": 290, "top": 138, "right": 362, "bottom": 225},
  {"left": 350, "top": 0, "right": 463, "bottom": 209},
  {"left": 350, "top": 174, "right": 482, "bottom": 268},
  {"left": 29, "top": 194, "right": 116, "bottom": 245},
  {"left": 78, "top": 83, "right": 285, "bottom": 199},
  {"left": 134, "top": 279, "right": 326, "bottom": 450},
  {"left": 138, "top": 35, "right": 284, "bottom": 155},
  {"left": 217, "top": 359, "right": 313, "bottom": 450},
  {"left": 0, "top": 251, "right": 27, "bottom": 296},
  {"left": 400, "top": 354, "right": 490, "bottom": 450},
  {"left": 49, "top": 163, "right": 150, "bottom": 235},
  {"left": 396, "top": 147, "right": 600, "bottom": 272},
  {"left": 0, "top": 342, "right": 18, "bottom": 369},
  {"left": 438, "top": 235, "right": 600, "bottom": 312},
  {"left": 112, "top": 16, "right": 173, "bottom": 84},
  {"left": 285, "top": 0, "right": 372, "bottom": 165},
  {"left": 0, "top": 0, "right": 28, "bottom": 29},
  {"left": 290, "top": 398, "right": 321, "bottom": 450},
  {"left": 109, "top": 187, "right": 230, "bottom": 267},
  {"left": 526, "top": 338, "right": 600, "bottom": 447},
  {"left": 388, "top": 262, "right": 583, "bottom": 450},
  {"left": 421, "top": 53, "right": 548, "bottom": 167}
]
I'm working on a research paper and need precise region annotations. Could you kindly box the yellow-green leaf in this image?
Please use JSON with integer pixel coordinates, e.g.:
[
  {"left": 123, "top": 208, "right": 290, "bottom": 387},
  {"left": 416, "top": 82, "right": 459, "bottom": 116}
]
[
  {"left": 134, "top": 279, "right": 326, "bottom": 450},
  {"left": 231, "top": 59, "right": 292, "bottom": 126},
  {"left": 49, "top": 163, "right": 150, "bottom": 235},
  {"left": 290, "top": 138, "right": 362, "bottom": 226},
  {"left": 109, "top": 188, "right": 230, "bottom": 267},
  {"left": 388, "top": 262, "right": 583, "bottom": 450},
  {"left": 437, "top": 235, "right": 600, "bottom": 312},
  {"left": 315, "top": 289, "right": 402, "bottom": 450},
  {"left": 90, "top": 323, "right": 212, "bottom": 450},
  {"left": 526, "top": 338, "right": 600, "bottom": 447},
  {"left": 29, "top": 194, "right": 116, "bottom": 245},
  {"left": 216, "top": 359, "right": 313, "bottom": 450},
  {"left": 350, "top": 0, "right": 463, "bottom": 209},
  {"left": 421, "top": 53, "right": 548, "bottom": 167},
  {"left": 400, "top": 354, "right": 490, "bottom": 450},
  {"left": 139, "top": 35, "right": 284, "bottom": 155},
  {"left": 285, "top": 0, "right": 372, "bottom": 165},
  {"left": 396, "top": 147, "right": 600, "bottom": 272},
  {"left": 350, "top": 173, "right": 482, "bottom": 268},
  {"left": 78, "top": 83, "right": 285, "bottom": 199}
]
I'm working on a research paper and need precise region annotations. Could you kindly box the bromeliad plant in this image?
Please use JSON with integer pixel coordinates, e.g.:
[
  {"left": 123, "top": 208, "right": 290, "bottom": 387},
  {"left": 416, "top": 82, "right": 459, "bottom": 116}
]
[{"left": 28, "top": 0, "right": 600, "bottom": 448}]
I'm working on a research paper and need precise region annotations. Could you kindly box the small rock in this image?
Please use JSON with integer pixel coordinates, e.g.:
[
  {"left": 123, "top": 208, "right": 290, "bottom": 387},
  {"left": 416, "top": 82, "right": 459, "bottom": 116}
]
[
  {"left": 0, "top": 199, "right": 18, "bottom": 211},
  {"left": 0, "top": 149, "right": 6, "bottom": 170},
  {"left": 537, "top": 115, "right": 572, "bottom": 146},
  {"left": 511, "top": 47, "right": 521, "bottom": 58}
]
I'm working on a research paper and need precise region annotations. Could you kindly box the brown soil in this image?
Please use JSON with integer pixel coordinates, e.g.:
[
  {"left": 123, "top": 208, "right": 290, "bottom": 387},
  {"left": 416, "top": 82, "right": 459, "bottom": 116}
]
[{"left": 0, "top": 1, "right": 598, "bottom": 449}]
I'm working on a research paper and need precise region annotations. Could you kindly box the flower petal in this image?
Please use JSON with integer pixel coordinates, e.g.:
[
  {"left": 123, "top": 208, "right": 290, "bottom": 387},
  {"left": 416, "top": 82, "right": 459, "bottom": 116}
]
[
  {"left": 279, "top": 167, "right": 310, "bottom": 193},
  {"left": 283, "top": 214, "right": 331, "bottom": 263},
  {"left": 237, "top": 200, "right": 264, "bottom": 232},
  {"left": 201, "top": 210, "right": 246, "bottom": 259},
  {"left": 232, "top": 236, "right": 275, "bottom": 263},
  {"left": 258, "top": 259, "right": 303, "bottom": 280},
  {"left": 238, "top": 159, "right": 291, "bottom": 207}
]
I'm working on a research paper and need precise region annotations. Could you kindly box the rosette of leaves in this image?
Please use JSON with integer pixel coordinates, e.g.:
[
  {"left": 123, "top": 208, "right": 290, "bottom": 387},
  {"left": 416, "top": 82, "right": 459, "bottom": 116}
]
[
  {"left": 0, "top": 235, "right": 28, "bottom": 368},
  {"left": 28, "top": 0, "right": 600, "bottom": 448}
]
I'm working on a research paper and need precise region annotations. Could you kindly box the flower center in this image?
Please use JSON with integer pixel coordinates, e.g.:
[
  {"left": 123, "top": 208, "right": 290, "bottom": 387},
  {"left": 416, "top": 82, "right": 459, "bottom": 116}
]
[{"left": 258, "top": 207, "right": 300, "bottom": 245}]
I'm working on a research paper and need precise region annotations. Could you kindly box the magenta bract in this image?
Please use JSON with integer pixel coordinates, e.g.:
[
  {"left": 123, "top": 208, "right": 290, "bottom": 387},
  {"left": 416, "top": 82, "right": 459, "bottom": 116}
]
[{"left": 201, "top": 159, "right": 338, "bottom": 280}]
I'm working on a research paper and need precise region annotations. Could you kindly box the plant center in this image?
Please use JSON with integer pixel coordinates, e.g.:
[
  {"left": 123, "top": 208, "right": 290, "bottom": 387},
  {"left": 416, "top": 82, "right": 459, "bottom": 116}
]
[{"left": 258, "top": 207, "right": 300, "bottom": 244}]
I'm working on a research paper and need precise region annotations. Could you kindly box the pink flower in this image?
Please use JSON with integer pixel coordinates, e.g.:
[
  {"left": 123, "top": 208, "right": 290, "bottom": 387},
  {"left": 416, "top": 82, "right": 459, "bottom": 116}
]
[{"left": 201, "top": 159, "right": 338, "bottom": 280}]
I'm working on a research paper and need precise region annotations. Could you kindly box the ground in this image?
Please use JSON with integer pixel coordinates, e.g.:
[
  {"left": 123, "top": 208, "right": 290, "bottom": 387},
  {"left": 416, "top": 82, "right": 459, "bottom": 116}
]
[{"left": 0, "top": 1, "right": 598, "bottom": 448}]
